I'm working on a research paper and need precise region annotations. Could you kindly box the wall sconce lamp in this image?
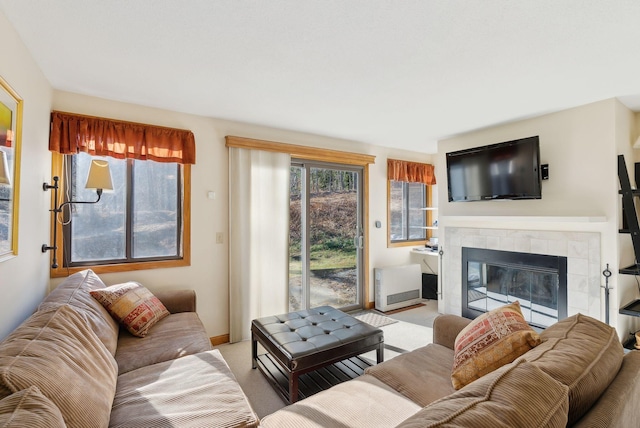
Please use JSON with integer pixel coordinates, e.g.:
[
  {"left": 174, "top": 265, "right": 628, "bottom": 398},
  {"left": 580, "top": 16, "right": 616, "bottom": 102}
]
[
  {"left": 0, "top": 150, "right": 10, "bottom": 186},
  {"left": 42, "top": 159, "right": 113, "bottom": 268}
]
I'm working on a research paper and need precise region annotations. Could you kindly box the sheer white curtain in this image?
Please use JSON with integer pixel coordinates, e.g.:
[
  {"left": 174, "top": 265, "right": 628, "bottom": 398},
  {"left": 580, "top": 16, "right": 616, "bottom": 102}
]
[{"left": 229, "top": 147, "right": 290, "bottom": 342}]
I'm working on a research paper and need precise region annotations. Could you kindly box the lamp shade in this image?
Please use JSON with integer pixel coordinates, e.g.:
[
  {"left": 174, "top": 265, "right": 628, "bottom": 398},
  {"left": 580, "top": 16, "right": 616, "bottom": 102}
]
[
  {"left": 85, "top": 159, "right": 113, "bottom": 191},
  {"left": 0, "top": 150, "right": 10, "bottom": 185}
]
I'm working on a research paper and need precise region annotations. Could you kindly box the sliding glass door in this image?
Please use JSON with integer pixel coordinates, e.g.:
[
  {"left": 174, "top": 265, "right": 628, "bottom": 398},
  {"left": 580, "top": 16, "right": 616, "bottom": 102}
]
[{"left": 289, "top": 161, "right": 363, "bottom": 312}]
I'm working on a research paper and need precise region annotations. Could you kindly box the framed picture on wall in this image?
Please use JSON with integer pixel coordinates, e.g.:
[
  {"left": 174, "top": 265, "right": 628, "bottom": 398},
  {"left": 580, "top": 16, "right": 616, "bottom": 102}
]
[{"left": 0, "top": 76, "right": 23, "bottom": 261}]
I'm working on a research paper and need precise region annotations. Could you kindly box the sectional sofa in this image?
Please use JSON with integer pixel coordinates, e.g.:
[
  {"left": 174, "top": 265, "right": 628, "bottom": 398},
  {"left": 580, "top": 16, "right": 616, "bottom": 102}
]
[
  {"left": 3, "top": 268, "right": 639, "bottom": 427},
  {"left": 0, "top": 269, "right": 259, "bottom": 427},
  {"left": 260, "top": 309, "right": 640, "bottom": 427}
]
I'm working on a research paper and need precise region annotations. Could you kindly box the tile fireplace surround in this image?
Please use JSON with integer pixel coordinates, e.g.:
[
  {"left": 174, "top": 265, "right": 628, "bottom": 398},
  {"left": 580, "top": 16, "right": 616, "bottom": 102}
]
[{"left": 443, "top": 227, "right": 601, "bottom": 321}]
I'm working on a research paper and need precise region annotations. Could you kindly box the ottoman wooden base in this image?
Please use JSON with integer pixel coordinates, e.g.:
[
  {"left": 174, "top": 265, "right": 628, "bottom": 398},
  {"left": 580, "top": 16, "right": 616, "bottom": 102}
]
[{"left": 254, "top": 353, "right": 372, "bottom": 403}]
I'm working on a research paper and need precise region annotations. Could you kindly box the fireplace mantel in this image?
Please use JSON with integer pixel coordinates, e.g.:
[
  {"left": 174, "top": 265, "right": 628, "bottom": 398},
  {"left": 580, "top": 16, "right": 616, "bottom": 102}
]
[{"left": 444, "top": 215, "right": 607, "bottom": 223}]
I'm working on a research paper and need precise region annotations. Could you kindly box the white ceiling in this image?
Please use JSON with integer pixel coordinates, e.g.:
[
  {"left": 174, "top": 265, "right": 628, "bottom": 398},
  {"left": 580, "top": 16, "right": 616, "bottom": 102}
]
[{"left": 2, "top": 0, "right": 640, "bottom": 154}]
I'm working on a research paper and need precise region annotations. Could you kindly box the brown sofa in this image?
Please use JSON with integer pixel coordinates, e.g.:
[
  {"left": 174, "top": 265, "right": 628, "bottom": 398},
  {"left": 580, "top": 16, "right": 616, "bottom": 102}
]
[
  {"left": 0, "top": 269, "right": 259, "bottom": 428},
  {"left": 260, "top": 312, "right": 640, "bottom": 427}
]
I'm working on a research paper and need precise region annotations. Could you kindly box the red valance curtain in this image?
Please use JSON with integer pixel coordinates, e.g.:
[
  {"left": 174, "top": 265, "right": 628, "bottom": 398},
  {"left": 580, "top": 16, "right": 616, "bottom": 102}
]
[
  {"left": 49, "top": 111, "right": 196, "bottom": 164},
  {"left": 388, "top": 159, "right": 436, "bottom": 185}
]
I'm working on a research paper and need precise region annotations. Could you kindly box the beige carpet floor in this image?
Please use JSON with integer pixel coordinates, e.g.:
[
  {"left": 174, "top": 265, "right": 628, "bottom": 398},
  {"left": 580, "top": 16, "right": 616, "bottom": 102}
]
[{"left": 213, "top": 300, "right": 439, "bottom": 419}]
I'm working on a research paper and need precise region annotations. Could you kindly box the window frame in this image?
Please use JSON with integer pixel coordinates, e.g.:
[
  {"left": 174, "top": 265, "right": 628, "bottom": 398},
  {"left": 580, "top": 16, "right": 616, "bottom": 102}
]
[
  {"left": 387, "top": 179, "right": 433, "bottom": 248},
  {"left": 48, "top": 152, "right": 191, "bottom": 277}
]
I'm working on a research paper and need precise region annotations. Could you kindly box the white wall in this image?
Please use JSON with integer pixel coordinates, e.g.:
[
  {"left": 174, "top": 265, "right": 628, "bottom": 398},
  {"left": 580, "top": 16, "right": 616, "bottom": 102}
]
[
  {"left": 50, "top": 90, "right": 434, "bottom": 339},
  {"left": 438, "top": 99, "right": 618, "bottom": 218},
  {"left": 436, "top": 98, "right": 636, "bottom": 338},
  {"left": 0, "top": 12, "right": 54, "bottom": 339}
]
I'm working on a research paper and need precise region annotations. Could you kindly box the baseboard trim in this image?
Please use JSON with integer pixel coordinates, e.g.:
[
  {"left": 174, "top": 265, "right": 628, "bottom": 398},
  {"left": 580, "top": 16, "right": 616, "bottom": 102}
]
[{"left": 210, "top": 334, "right": 230, "bottom": 346}]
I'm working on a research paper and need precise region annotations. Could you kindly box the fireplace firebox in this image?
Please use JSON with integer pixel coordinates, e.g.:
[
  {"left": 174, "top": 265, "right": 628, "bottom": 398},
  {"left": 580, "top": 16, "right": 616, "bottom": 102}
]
[{"left": 462, "top": 247, "right": 568, "bottom": 329}]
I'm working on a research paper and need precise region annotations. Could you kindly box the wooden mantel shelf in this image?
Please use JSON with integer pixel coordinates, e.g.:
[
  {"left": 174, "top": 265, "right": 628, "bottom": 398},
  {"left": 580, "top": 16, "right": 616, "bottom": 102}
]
[{"left": 443, "top": 216, "right": 607, "bottom": 223}]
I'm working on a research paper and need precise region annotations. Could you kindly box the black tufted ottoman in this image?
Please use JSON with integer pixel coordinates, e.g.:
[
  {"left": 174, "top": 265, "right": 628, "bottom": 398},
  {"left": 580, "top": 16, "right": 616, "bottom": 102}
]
[{"left": 251, "top": 306, "right": 384, "bottom": 403}]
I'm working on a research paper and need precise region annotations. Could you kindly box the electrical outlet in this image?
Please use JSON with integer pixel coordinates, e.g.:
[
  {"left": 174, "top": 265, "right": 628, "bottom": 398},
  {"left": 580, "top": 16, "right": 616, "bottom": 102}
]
[{"left": 216, "top": 232, "right": 223, "bottom": 244}]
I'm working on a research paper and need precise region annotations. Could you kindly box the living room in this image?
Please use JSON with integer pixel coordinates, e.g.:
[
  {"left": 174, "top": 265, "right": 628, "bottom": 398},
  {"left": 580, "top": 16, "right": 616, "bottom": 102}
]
[
  {"left": 0, "top": 1, "right": 640, "bottom": 339},
  {"left": 4, "top": 3, "right": 640, "bottom": 426},
  {"left": 2, "top": 2, "right": 640, "bottom": 344}
]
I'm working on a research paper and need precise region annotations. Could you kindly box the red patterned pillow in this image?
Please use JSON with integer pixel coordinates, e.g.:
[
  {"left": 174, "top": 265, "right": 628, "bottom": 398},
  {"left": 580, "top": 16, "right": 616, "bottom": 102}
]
[
  {"left": 451, "top": 301, "right": 541, "bottom": 389},
  {"left": 90, "top": 282, "right": 169, "bottom": 337}
]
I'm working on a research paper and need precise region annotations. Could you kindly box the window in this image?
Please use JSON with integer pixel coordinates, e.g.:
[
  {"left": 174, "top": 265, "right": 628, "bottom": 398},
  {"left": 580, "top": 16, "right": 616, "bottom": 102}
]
[
  {"left": 46, "top": 111, "right": 195, "bottom": 277},
  {"left": 389, "top": 180, "right": 427, "bottom": 243},
  {"left": 387, "top": 158, "right": 436, "bottom": 247},
  {"left": 49, "top": 152, "right": 191, "bottom": 276}
]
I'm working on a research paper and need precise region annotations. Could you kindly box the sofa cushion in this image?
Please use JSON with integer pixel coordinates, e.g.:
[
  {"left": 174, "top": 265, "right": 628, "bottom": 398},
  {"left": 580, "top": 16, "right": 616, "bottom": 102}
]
[
  {"left": 39, "top": 268, "right": 120, "bottom": 355},
  {"left": 572, "top": 351, "right": 640, "bottom": 428},
  {"left": 521, "top": 313, "right": 623, "bottom": 426},
  {"left": 0, "top": 305, "right": 118, "bottom": 427},
  {"left": 396, "top": 359, "right": 569, "bottom": 428},
  {"left": 115, "top": 312, "right": 212, "bottom": 374},
  {"left": 91, "top": 281, "right": 170, "bottom": 337},
  {"left": 259, "top": 374, "right": 421, "bottom": 428},
  {"left": 365, "top": 343, "right": 456, "bottom": 407},
  {"left": 110, "top": 350, "right": 259, "bottom": 428},
  {"left": 0, "top": 386, "right": 65, "bottom": 428},
  {"left": 451, "top": 301, "right": 541, "bottom": 389}
]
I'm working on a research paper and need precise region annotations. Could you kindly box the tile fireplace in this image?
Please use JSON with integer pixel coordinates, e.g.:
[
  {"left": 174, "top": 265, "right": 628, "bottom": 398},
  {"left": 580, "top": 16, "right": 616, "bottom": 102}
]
[{"left": 444, "top": 227, "right": 601, "bottom": 322}]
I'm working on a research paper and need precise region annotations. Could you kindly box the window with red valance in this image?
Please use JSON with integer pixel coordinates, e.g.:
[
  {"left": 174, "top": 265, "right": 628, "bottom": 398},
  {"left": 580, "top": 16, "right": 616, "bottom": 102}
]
[
  {"left": 387, "top": 159, "right": 436, "bottom": 247},
  {"left": 47, "top": 111, "right": 193, "bottom": 277}
]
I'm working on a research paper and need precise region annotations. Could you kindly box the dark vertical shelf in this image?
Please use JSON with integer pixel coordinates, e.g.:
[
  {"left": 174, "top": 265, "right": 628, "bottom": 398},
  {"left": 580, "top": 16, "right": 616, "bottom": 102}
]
[
  {"left": 618, "top": 155, "right": 640, "bottom": 276},
  {"left": 618, "top": 155, "right": 640, "bottom": 317},
  {"left": 620, "top": 299, "right": 640, "bottom": 317}
]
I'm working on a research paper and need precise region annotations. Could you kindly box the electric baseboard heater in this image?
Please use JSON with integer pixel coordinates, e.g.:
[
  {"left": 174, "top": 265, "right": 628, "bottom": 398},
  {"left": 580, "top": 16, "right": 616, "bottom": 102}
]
[{"left": 374, "top": 264, "right": 422, "bottom": 312}]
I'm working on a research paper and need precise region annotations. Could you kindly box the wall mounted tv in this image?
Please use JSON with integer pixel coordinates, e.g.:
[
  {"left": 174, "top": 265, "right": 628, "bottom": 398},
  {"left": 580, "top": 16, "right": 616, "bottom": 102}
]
[{"left": 446, "top": 136, "right": 541, "bottom": 202}]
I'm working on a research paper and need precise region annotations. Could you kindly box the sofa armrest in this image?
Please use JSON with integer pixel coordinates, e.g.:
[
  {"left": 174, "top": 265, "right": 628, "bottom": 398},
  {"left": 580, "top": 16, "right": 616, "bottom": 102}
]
[
  {"left": 153, "top": 289, "right": 196, "bottom": 313},
  {"left": 433, "top": 314, "right": 472, "bottom": 349}
]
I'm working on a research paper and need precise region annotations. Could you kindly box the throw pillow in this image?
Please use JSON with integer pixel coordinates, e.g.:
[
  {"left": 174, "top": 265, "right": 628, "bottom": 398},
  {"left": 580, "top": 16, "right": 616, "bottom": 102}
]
[
  {"left": 90, "top": 282, "right": 170, "bottom": 337},
  {"left": 451, "top": 301, "right": 541, "bottom": 389}
]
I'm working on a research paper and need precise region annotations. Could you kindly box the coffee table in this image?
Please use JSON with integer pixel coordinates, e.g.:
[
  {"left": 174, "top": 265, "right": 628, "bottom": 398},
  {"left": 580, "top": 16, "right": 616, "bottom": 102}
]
[{"left": 251, "top": 306, "right": 384, "bottom": 403}]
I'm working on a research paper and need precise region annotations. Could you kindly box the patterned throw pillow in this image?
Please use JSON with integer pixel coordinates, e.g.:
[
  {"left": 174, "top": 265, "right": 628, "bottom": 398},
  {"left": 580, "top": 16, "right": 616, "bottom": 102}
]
[
  {"left": 90, "top": 282, "right": 170, "bottom": 337},
  {"left": 451, "top": 301, "right": 541, "bottom": 389}
]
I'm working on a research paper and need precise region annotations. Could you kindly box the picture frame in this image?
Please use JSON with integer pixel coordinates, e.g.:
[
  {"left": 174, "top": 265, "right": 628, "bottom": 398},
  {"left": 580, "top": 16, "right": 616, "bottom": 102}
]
[{"left": 0, "top": 76, "right": 23, "bottom": 261}]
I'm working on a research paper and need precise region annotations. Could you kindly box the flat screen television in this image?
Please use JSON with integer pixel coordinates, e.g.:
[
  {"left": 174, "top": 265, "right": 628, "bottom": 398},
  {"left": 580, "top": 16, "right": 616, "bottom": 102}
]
[{"left": 446, "top": 136, "right": 541, "bottom": 202}]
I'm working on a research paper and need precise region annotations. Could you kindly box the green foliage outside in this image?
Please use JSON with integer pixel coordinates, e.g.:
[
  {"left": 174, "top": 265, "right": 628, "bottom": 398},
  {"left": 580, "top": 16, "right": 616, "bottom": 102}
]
[{"left": 289, "top": 167, "right": 358, "bottom": 272}]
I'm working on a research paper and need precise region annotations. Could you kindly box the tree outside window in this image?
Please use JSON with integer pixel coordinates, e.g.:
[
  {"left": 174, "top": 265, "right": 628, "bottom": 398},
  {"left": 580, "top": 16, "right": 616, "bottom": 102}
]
[
  {"left": 64, "top": 152, "right": 183, "bottom": 267},
  {"left": 389, "top": 180, "right": 427, "bottom": 242}
]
